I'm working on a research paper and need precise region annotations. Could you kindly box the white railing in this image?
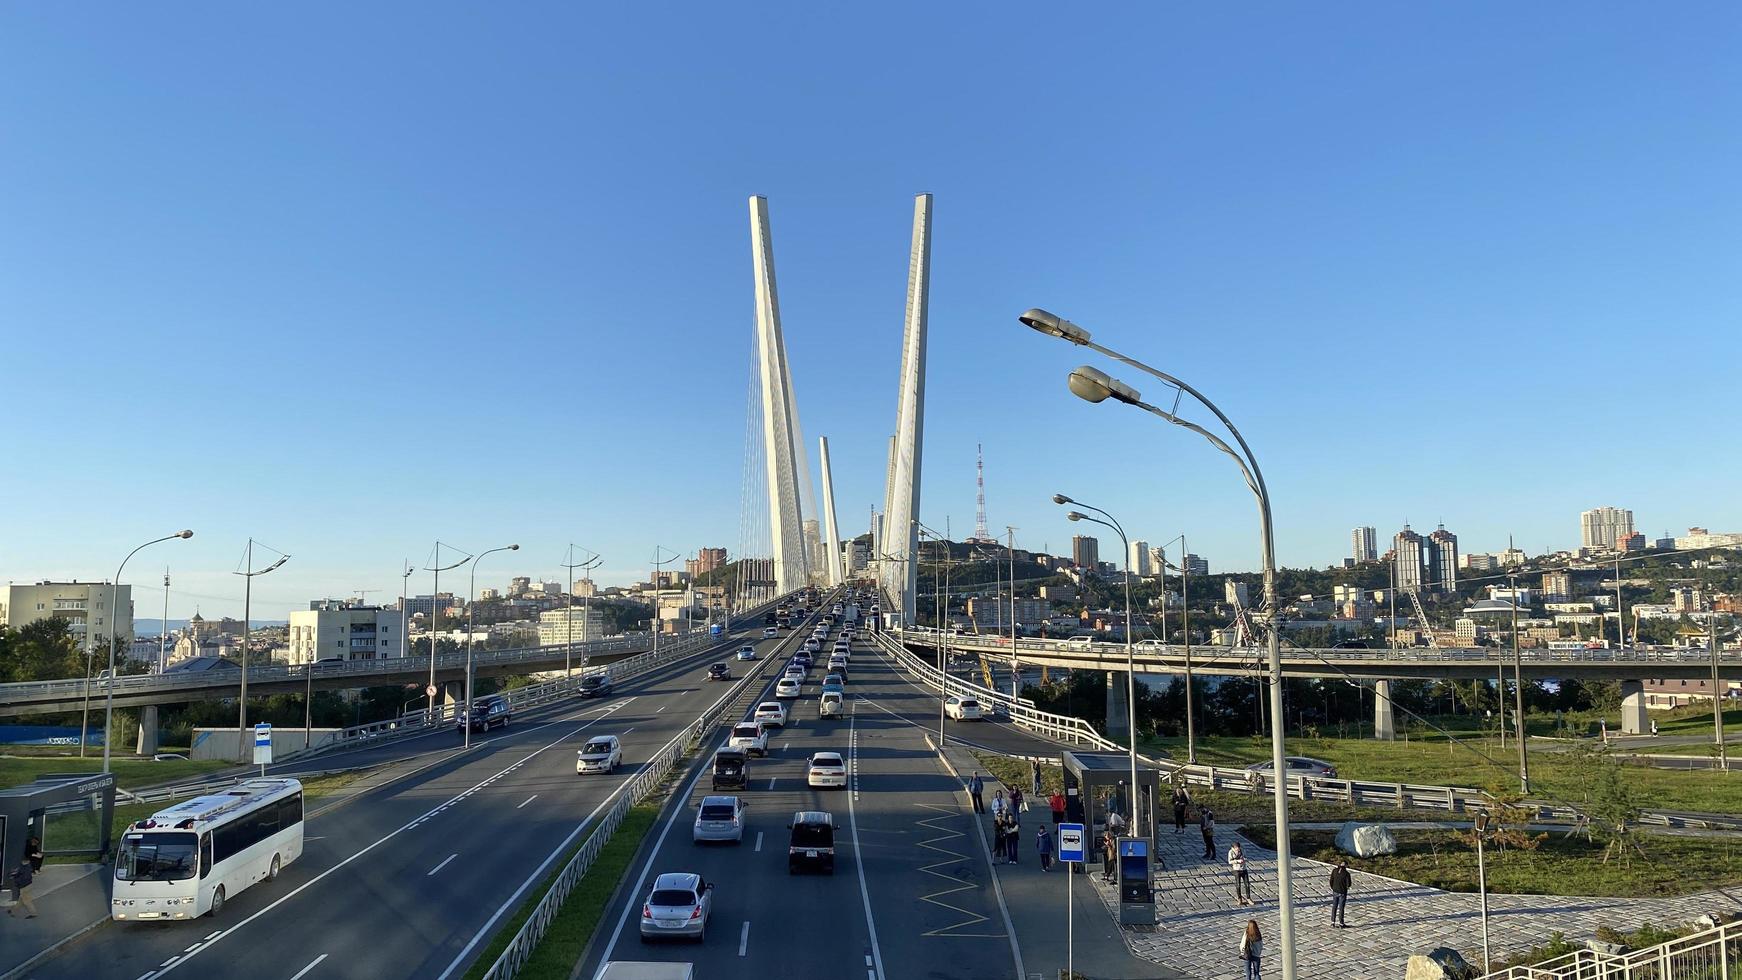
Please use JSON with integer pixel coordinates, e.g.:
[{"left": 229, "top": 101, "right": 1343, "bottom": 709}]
[
  {"left": 1482, "top": 917, "right": 1740, "bottom": 980},
  {"left": 477, "top": 590, "right": 834, "bottom": 980}
]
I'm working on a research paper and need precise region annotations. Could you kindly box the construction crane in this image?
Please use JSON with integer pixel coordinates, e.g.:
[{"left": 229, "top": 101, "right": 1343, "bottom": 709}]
[{"left": 1407, "top": 589, "right": 1438, "bottom": 647}]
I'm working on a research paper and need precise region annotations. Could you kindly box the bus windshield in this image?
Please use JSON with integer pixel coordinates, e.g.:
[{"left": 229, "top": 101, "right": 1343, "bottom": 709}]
[{"left": 117, "top": 832, "right": 199, "bottom": 882}]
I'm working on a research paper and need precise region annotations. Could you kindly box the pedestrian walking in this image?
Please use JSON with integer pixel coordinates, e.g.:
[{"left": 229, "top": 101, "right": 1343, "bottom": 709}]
[
  {"left": 1240, "top": 920, "right": 1264, "bottom": 979},
  {"left": 1101, "top": 829, "right": 1118, "bottom": 882},
  {"left": 1228, "top": 842, "right": 1252, "bottom": 906},
  {"left": 1172, "top": 786, "right": 1191, "bottom": 834},
  {"left": 25, "top": 836, "right": 44, "bottom": 873},
  {"left": 1032, "top": 760, "right": 1044, "bottom": 796},
  {"left": 1036, "top": 825, "right": 1055, "bottom": 872},
  {"left": 7, "top": 858, "right": 37, "bottom": 919},
  {"left": 1005, "top": 819, "right": 1021, "bottom": 864},
  {"left": 969, "top": 772, "right": 986, "bottom": 813},
  {"left": 1200, "top": 806, "right": 1217, "bottom": 860},
  {"left": 992, "top": 789, "right": 1008, "bottom": 822},
  {"left": 1010, "top": 785, "right": 1025, "bottom": 818},
  {"left": 1049, "top": 789, "right": 1066, "bottom": 825},
  {"left": 1329, "top": 859, "right": 1352, "bottom": 927}
]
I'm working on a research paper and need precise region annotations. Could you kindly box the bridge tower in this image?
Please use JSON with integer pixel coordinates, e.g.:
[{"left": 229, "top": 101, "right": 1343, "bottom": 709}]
[
  {"left": 818, "top": 436, "right": 843, "bottom": 587},
  {"left": 880, "top": 194, "right": 933, "bottom": 626},
  {"left": 748, "top": 196, "right": 818, "bottom": 594}
]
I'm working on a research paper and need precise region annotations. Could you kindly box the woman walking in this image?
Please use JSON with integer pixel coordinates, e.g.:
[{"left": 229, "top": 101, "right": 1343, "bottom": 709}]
[
  {"left": 1240, "top": 920, "right": 1264, "bottom": 979},
  {"left": 1049, "top": 789, "right": 1066, "bottom": 826},
  {"left": 1005, "top": 818, "right": 1021, "bottom": 864},
  {"left": 1036, "top": 824, "right": 1055, "bottom": 872}
]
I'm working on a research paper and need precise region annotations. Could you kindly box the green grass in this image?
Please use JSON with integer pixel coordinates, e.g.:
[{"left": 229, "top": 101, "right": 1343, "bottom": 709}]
[
  {"left": 0, "top": 754, "right": 234, "bottom": 792},
  {"left": 1240, "top": 826, "right": 1742, "bottom": 898},
  {"left": 461, "top": 805, "right": 660, "bottom": 980}
]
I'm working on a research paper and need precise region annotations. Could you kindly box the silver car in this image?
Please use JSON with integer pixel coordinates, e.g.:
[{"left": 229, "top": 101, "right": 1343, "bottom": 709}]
[
  {"left": 1246, "top": 756, "right": 1339, "bottom": 779},
  {"left": 639, "top": 872, "right": 713, "bottom": 943},
  {"left": 692, "top": 795, "right": 746, "bottom": 844}
]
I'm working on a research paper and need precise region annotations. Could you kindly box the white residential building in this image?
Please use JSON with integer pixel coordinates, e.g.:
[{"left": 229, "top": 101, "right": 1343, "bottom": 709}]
[
  {"left": 1225, "top": 580, "right": 1249, "bottom": 607},
  {"left": 1128, "top": 540, "right": 1152, "bottom": 578},
  {"left": 536, "top": 606, "right": 611, "bottom": 646},
  {"left": 288, "top": 601, "right": 405, "bottom": 664},
  {"left": 1580, "top": 507, "right": 1635, "bottom": 550},
  {"left": 1, "top": 581, "right": 134, "bottom": 648}
]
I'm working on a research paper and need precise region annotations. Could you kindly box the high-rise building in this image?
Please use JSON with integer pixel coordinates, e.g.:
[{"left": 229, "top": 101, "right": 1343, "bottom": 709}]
[
  {"left": 1071, "top": 535, "right": 1099, "bottom": 570},
  {"left": 1580, "top": 507, "right": 1635, "bottom": 550},
  {"left": 1225, "top": 580, "right": 1250, "bottom": 607},
  {"left": 508, "top": 576, "right": 532, "bottom": 596},
  {"left": 1183, "top": 554, "right": 1209, "bottom": 577},
  {"left": 1427, "top": 525, "right": 1459, "bottom": 594},
  {"left": 289, "top": 600, "right": 404, "bottom": 664},
  {"left": 1394, "top": 526, "right": 1425, "bottom": 593},
  {"left": 1, "top": 581, "right": 134, "bottom": 649},
  {"left": 1541, "top": 571, "right": 1573, "bottom": 603},
  {"left": 1128, "top": 540, "right": 1152, "bottom": 577},
  {"left": 1352, "top": 527, "right": 1378, "bottom": 564},
  {"left": 536, "top": 606, "right": 611, "bottom": 646}
]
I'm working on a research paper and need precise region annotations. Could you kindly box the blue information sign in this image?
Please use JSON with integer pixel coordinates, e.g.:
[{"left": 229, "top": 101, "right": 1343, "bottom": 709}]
[{"left": 1057, "top": 822, "right": 1085, "bottom": 863}]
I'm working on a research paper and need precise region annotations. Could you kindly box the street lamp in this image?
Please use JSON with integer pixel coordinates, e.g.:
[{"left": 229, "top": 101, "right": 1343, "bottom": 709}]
[
  {"left": 1054, "top": 495, "right": 1146, "bottom": 839},
  {"left": 1474, "top": 810, "right": 1492, "bottom": 973},
  {"left": 1023, "top": 308, "right": 1300, "bottom": 979},
  {"left": 651, "top": 546, "right": 681, "bottom": 660},
  {"left": 1156, "top": 533, "right": 1198, "bottom": 766},
  {"left": 100, "top": 530, "right": 193, "bottom": 773},
  {"left": 465, "top": 544, "right": 519, "bottom": 749},
  {"left": 914, "top": 521, "right": 953, "bottom": 747},
  {"left": 562, "top": 546, "right": 603, "bottom": 679},
  {"left": 425, "top": 543, "right": 473, "bottom": 718},
  {"left": 233, "top": 539, "right": 289, "bottom": 763}
]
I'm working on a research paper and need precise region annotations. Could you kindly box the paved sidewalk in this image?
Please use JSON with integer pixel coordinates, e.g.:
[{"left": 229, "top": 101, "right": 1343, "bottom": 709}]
[{"left": 0, "top": 864, "right": 109, "bottom": 979}]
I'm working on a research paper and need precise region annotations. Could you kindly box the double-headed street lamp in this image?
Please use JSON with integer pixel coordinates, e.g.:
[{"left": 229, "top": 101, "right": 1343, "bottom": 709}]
[
  {"left": 465, "top": 544, "right": 519, "bottom": 749},
  {"left": 652, "top": 546, "right": 681, "bottom": 659},
  {"left": 425, "top": 543, "right": 473, "bottom": 718},
  {"left": 1020, "top": 307, "right": 1300, "bottom": 980},
  {"left": 1053, "top": 495, "right": 1145, "bottom": 838},
  {"left": 234, "top": 539, "right": 289, "bottom": 764},
  {"left": 913, "top": 520, "right": 954, "bottom": 747},
  {"left": 100, "top": 530, "right": 193, "bottom": 773},
  {"left": 1155, "top": 533, "right": 1199, "bottom": 765},
  {"left": 562, "top": 546, "right": 603, "bottom": 678}
]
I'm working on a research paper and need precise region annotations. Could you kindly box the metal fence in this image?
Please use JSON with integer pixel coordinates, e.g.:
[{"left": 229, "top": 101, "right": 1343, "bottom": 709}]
[{"left": 1483, "top": 918, "right": 1740, "bottom": 980}]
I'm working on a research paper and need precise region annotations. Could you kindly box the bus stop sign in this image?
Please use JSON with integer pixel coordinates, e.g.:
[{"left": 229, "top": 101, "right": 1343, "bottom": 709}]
[
  {"left": 1057, "top": 822, "right": 1085, "bottom": 863},
  {"left": 253, "top": 723, "right": 272, "bottom": 765}
]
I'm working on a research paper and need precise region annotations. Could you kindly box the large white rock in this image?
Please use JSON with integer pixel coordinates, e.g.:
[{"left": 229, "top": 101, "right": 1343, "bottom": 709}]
[
  {"left": 1405, "top": 947, "right": 1476, "bottom": 980},
  {"left": 1334, "top": 821, "right": 1398, "bottom": 858}
]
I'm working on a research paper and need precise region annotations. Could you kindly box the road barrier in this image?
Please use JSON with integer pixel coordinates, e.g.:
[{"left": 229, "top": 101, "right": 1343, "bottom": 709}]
[{"left": 1481, "top": 916, "right": 1741, "bottom": 979}]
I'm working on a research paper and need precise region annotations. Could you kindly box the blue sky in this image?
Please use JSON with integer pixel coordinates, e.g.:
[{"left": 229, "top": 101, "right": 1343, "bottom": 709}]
[{"left": 3, "top": 3, "right": 1738, "bottom": 619}]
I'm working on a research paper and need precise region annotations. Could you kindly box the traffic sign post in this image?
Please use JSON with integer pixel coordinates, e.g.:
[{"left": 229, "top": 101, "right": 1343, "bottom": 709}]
[
  {"left": 253, "top": 722, "right": 272, "bottom": 775},
  {"left": 1059, "top": 822, "right": 1084, "bottom": 977}
]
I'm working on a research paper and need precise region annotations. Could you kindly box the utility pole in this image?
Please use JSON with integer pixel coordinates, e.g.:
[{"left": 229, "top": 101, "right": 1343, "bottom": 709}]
[
  {"left": 159, "top": 568, "right": 171, "bottom": 674},
  {"left": 1713, "top": 613, "right": 1728, "bottom": 772}
]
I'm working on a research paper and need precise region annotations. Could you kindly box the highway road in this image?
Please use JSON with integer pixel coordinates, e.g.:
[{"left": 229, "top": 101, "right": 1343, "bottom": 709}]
[
  {"left": 26, "top": 605, "right": 831, "bottom": 980},
  {"left": 579, "top": 614, "right": 1100, "bottom": 980}
]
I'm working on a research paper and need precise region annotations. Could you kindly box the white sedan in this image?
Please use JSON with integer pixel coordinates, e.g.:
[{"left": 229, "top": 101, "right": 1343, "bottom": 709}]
[
  {"left": 806, "top": 751, "right": 847, "bottom": 789},
  {"left": 775, "top": 678, "right": 802, "bottom": 699},
  {"left": 737, "top": 645, "right": 758, "bottom": 660},
  {"left": 753, "top": 702, "right": 788, "bottom": 728},
  {"left": 944, "top": 696, "right": 983, "bottom": 721}
]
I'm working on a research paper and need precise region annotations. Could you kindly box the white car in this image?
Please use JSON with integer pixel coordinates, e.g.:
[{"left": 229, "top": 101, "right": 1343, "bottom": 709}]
[
  {"left": 638, "top": 872, "right": 713, "bottom": 943},
  {"left": 806, "top": 752, "right": 847, "bottom": 789},
  {"left": 762, "top": 626, "right": 779, "bottom": 638},
  {"left": 728, "top": 721, "right": 769, "bottom": 756},
  {"left": 775, "top": 677, "right": 802, "bottom": 699},
  {"left": 754, "top": 702, "right": 788, "bottom": 728},
  {"left": 577, "top": 735, "right": 623, "bottom": 773},
  {"left": 801, "top": 640, "right": 820, "bottom": 654},
  {"left": 944, "top": 696, "right": 983, "bottom": 721},
  {"left": 737, "top": 645, "right": 758, "bottom": 660},
  {"left": 692, "top": 795, "right": 747, "bottom": 844}
]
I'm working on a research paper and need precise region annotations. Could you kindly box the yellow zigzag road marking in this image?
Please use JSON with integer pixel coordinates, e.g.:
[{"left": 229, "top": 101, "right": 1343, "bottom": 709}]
[{"left": 913, "top": 803, "right": 1005, "bottom": 938}]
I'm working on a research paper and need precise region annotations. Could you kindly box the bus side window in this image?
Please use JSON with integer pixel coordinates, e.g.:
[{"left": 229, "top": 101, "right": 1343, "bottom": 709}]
[{"left": 200, "top": 834, "right": 213, "bottom": 880}]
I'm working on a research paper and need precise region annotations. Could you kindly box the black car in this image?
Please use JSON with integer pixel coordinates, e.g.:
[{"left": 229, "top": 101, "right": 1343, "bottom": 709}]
[
  {"left": 579, "top": 674, "right": 613, "bottom": 698},
  {"left": 706, "top": 663, "right": 731, "bottom": 681},
  {"left": 458, "top": 694, "right": 511, "bottom": 733},
  {"left": 788, "top": 810, "right": 835, "bottom": 874}
]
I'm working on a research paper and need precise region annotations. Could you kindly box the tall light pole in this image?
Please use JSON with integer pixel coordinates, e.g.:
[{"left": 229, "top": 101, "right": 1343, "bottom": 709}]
[
  {"left": 100, "top": 531, "right": 192, "bottom": 772},
  {"left": 1020, "top": 307, "right": 1299, "bottom": 979},
  {"left": 233, "top": 538, "right": 288, "bottom": 764},
  {"left": 1006, "top": 526, "right": 1020, "bottom": 700},
  {"left": 562, "top": 546, "right": 601, "bottom": 678},
  {"left": 425, "top": 543, "right": 472, "bottom": 718},
  {"left": 915, "top": 520, "right": 952, "bottom": 747},
  {"left": 1712, "top": 612, "right": 1728, "bottom": 772},
  {"left": 1158, "top": 533, "right": 1197, "bottom": 765},
  {"left": 651, "top": 546, "right": 680, "bottom": 660},
  {"left": 465, "top": 544, "right": 519, "bottom": 749},
  {"left": 1509, "top": 569, "right": 1529, "bottom": 792},
  {"left": 1055, "top": 495, "right": 1144, "bottom": 839},
  {"left": 158, "top": 568, "right": 171, "bottom": 674}
]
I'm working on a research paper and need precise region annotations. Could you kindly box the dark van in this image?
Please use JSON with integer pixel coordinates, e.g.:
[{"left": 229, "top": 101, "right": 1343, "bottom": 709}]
[
  {"left": 459, "top": 694, "right": 511, "bottom": 733},
  {"left": 711, "top": 747, "right": 748, "bottom": 791},
  {"left": 787, "top": 810, "right": 835, "bottom": 874}
]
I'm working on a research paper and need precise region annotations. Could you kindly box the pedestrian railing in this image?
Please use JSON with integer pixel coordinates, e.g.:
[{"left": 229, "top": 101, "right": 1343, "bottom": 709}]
[
  {"left": 1481, "top": 917, "right": 1740, "bottom": 980},
  {"left": 476, "top": 590, "right": 835, "bottom": 980}
]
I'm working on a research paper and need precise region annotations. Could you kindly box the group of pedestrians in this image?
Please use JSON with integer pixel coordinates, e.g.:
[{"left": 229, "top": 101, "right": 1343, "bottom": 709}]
[{"left": 7, "top": 836, "right": 44, "bottom": 919}]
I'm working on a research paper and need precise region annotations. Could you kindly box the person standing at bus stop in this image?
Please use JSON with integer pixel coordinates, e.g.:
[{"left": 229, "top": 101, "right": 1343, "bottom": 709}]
[
  {"left": 25, "top": 837, "right": 44, "bottom": 873},
  {"left": 8, "top": 857, "right": 37, "bottom": 918},
  {"left": 1049, "top": 788, "right": 1066, "bottom": 825}
]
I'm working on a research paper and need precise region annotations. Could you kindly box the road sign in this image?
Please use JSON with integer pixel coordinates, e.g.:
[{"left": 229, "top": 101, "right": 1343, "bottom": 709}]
[
  {"left": 252, "top": 723, "right": 272, "bottom": 765},
  {"left": 1057, "top": 822, "right": 1085, "bottom": 863},
  {"left": 425, "top": 684, "right": 437, "bottom": 698}
]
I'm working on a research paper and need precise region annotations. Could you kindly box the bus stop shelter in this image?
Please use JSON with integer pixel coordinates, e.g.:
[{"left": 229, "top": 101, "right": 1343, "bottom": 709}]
[
  {"left": 0, "top": 772, "right": 117, "bottom": 871},
  {"left": 1059, "top": 751, "right": 1162, "bottom": 841}
]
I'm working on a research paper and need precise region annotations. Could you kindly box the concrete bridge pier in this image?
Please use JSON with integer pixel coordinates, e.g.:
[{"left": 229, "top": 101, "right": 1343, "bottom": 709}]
[
  {"left": 1374, "top": 680, "right": 1396, "bottom": 741},
  {"left": 136, "top": 705, "right": 160, "bottom": 755},
  {"left": 1106, "top": 671, "right": 1131, "bottom": 740},
  {"left": 1619, "top": 679, "right": 1650, "bottom": 734}
]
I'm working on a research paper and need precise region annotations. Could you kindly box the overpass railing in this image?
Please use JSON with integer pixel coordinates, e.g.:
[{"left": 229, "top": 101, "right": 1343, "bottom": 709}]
[{"left": 1480, "top": 917, "right": 1741, "bottom": 980}]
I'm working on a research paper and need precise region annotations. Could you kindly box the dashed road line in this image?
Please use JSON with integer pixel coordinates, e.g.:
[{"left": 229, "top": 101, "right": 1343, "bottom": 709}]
[
  {"left": 288, "top": 953, "right": 328, "bottom": 980},
  {"left": 739, "top": 920, "right": 750, "bottom": 956},
  {"left": 517, "top": 794, "right": 538, "bottom": 809},
  {"left": 427, "top": 853, "right": 459, "bottom": 876}
]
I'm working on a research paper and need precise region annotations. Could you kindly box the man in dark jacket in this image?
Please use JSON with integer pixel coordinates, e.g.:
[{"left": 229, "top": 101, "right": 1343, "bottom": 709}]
[
  {"left": 1200, "top": 806, "right": 1217, "bottom": 859},
  {"left": 969, "top": 773, "right": 985, "bottom": 813},
  {"left": 26, "top": 836, "right": 44, "bottom": 872},
  {"left": 8, "top": 858, "right": 37, "bottom": 918},
  {"left": 1329, "top": 859, "right": 1352, "bottom": 927}
]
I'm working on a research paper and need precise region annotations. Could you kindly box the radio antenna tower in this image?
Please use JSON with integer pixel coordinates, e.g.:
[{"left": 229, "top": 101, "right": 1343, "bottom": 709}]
[{"left": 972, "top": 444, "right": 991, "bottom": 543}]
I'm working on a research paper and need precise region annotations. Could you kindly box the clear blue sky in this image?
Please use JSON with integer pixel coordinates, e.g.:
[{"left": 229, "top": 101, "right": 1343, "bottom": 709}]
[{"left": 3, "top": 3, "right": 1738, "bottom": 619}]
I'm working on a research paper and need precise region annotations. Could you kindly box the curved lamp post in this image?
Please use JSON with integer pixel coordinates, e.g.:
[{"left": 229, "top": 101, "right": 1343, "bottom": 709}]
[
  {"left": 1155, "top": 533, "right": 1198, "bottom": 765},
  {"left": 913, "top": 520, "right": 953, "bottom": 747},
  {"left": 101, "top": 530, "right": 193, "bottom": 772},
  {"left": 234, "top": 539, "right": 289, "bottom": 763},
  {"left": 1022, "top": 307, "right": 1299, "bottom": 980},
  {"left": 424, "top": 543, "right": 473, "bottom": 718},
  {"left": 465, "top": 544, "right": 519, "bottom": 749},
  {"left": 562, "top": 546, "right": 603, "bottom": 678}
]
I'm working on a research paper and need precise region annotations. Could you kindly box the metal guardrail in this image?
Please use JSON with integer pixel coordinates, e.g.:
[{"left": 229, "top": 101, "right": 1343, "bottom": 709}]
[
  {"left": 1481, "top": 917, "right": 1740, "bottom": 979},
  {"left": 478, "top": 590, "right": 834, "bottom": 980}
]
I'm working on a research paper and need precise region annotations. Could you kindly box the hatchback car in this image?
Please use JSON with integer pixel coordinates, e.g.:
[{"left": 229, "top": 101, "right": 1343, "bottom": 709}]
[
  {"left": 639, "top": 872, "right": 713, "bottom": 942},
  {"left": 1246, "top": 756, "right": 1339, "bottom": 778},
  {"left": 576, "top": 735, "right": 623, "bottom": 774},
  {"left": 706, "top": 663, "right": 732, "bottom": 681},
  {"left": 753, "top": 701, "right": 787, "bottom": 728},
  {"left": 787, "top": 811, "right": 835, "bottom": 874},
  {"left": 692, "top": 795, "right": 746, "bottom": 844},
  {"left": 806, "top": 751, "right": 847, "bottom": 789},
  {"left": 737, "top": 645, "right": 758, "bottom": 660},
  {"left": 944, "top": 696, "right": 983, "bottom": 721},
  {"left": 579, "top": 673, "right": 614, "bottom": 698},
  {"left": 775, "top": 677, "right": 801, "bottom": 699}
]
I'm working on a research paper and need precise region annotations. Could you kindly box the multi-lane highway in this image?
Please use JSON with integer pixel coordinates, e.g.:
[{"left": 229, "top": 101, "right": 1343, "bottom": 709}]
[{"left": 27, "top": 608, "right": 827, "bottom": 980}]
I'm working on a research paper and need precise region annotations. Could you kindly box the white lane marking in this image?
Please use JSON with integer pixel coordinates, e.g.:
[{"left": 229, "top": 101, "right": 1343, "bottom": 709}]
[
  {"left": 303, "top": 836, "right": 326, "bottom": 841},
  {"left": 739, "top": 920, "right": 751, "bottom": 956},
  {"left": 754, "top": 831, "right": 763, "bottom": 852},
  {"left": 656, "top": 705, "right": 667, "bottom": 713},
  {"left": 203, "top": 930, "right": 221, "bottom": 940},
  {"left": 621, "top": 727, "right": 635, "bottom": 735},
  {"left": 427, "top": 853, "right": 459, "bottom": 876},
  {"left": 134, "top": 973, "right": 155, "bottom": 980},
  {"left": 517, "top": 795, "right": 538, "bottom": 809},
  {"left": 845, "top": 711, "right": 887, "bottom": 980},
  {"left": 182, "top": 943, "right": 201, "bottom": 953},
  {"left": 160, "top": 958, "right": 178, "bottom": 967},
  {"left": 288, "top": 954, "right": 328, "bottom": 980},
  {"left": 155, "top": 701, "right": 630, "bottom": 977},
  {"left": 768, "top": 777, "right": 777, "bottom": 790}
]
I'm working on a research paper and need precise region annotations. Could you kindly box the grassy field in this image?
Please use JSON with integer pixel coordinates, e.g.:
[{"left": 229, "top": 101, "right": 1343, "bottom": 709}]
[
  {"left": 1240, "top": 826, "right": 1742, "bottom": 898},
  {"left": 0, "top": 754, "right": 234, "bottom": 792},
  {"left": 460, "top": 805, "right": 659, "bottom": 980}
]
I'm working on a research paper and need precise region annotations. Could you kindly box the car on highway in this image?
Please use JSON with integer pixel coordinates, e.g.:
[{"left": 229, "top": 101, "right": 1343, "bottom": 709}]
[
  {"left": 792, "top": 651, "right": 813, "bottom": 668},
  {"left": 762, "top": 626, "right": 779, "bottom": 638},
  {"left": 818, "top": 691, "right": 843, "bottom": 719},
  {"left": 596, "top": 962, "right": 695, "bottom": 980},
  {"left": 579, "top": 673, "right": 614, "bottom": 698},
  {"left": 638, "top": 872, "right": 713, "bottom": 943},
  {"left": 944, "top": 696, "right": 983, "bottom": 721},
  {"left": 577, "top": 735, "right": 623, "bottom": 774},
  {"left": 787, "top": 811, "right": 835, "bottom": 874},
  {"left": 806, "top": 751, "right": 846, "bottom": 789},
  {"left": 706, "top": 663, "right": 732, "bottom": 681},
  {"left": 727, "top": 721, "right": 769, "bottom": 756},
  {"left": 458, "top": 694, "right": 512, "bottom": 733},
  {"left": 1246, "top": 756, "right": 1339, "bottom": 778},
  {"left": 754, "top": 701, "right": 787, "bottom": 728},
  {"left": 801, "top": 640, "right": 820, "bottom": 655},
  {"left": 692, "top": 795, "right": 747, "bottom": 844},
  {"left": 737, "top": 645, "right": 758, "bottom": 660},
  {"left": 775, "top": 677, "right": 802, "bottom": 699}
]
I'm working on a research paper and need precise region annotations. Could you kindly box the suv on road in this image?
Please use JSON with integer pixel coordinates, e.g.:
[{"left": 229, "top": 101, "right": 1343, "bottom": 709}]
[
  {"left": 579, "top": 673, "right": 614, "bottom": 698},
  {"left": 787, "top": 810, "right": 835, "bottom": 874}
]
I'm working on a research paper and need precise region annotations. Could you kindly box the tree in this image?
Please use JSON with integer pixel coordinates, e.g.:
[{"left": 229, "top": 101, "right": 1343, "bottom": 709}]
[
  {"left": 0, "top": 619, "right": 84, "bottom": 682},
  {"left": 1561, "top": 742, "right": 1645, "bottom": 865}
]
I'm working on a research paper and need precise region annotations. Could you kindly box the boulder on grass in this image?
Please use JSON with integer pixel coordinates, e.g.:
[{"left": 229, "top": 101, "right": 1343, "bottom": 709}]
[
  {"left": 1334, "top": 821, "right": 1398, "bottom": 858},
  {"left": 1404, "top": 947, "right": 1477, "bottom": 980}
]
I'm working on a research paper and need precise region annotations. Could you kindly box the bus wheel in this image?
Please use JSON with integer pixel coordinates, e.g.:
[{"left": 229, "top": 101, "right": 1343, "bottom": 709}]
[
  {"left": 208, "top": 886, "right": 225, "bottom": 916},
  {"left": 267, "top": 855, "right": 281, "bottom": 882}
]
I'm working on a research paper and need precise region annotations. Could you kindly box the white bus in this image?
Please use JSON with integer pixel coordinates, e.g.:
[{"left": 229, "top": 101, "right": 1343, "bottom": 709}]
[{"left": 111, "top": 777, "right": 304, "bottom": 921}]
